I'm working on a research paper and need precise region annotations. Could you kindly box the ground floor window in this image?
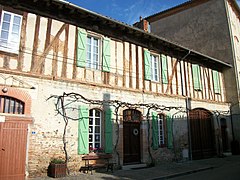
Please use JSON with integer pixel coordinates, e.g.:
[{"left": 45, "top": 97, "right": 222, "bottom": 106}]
[{"left": 89, "top": 109, "right": 102, "bottom": 150}]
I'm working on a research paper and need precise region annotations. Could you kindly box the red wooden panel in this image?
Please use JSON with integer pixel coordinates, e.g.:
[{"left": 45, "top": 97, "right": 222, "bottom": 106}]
[{"left": 0, "top": 122, "right": 28, "bottom": 180}]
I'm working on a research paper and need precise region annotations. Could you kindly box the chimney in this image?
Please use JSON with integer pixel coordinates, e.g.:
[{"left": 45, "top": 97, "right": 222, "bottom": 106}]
[{"left": 133, "top": 17, "right": 150, "bottom": 32}]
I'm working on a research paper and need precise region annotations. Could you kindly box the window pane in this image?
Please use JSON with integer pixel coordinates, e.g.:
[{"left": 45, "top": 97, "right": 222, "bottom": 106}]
[
  {"left": 9, "top": 99, "right": 15, "bottom": 113},
  {"left": 13, "top": 16, "right": 21, "bottom": 25},
  {"left": 95, "top": 110, "right": 100, "bottom": 117},
  {"left": 95, "top": 143, "right": 100, "bottom": 149},
  {"left": 95, "top": 134, "right": 100, "bottom": 142},
  {"left": 89, "top": 126, "right": 93, "bottom": 133},
  {"left": 2, "top": 22, "right": 10, "bottom": 31},
  {"left": 95, "top": 118, "right": 100, "bottom": 125},
  {"left": 3, "top": 13, "right": 11, "bottom": 22},
  {"left": 89, "top": 117, "right": 93, "bottom": 125},
  {"left": 95, "top": 126, "right": 100, "bottom": 133},
  {"left": 4, "top": 98, "right": 9, "bottom": 113},
  {"left": 12, "top": 24, "right": 20, "bottom": 33},
  {"left": 89, "top": 134, "right": 93, "bottom": 142},
  {"left": 1, "top": 31, "right": 9, "bottom": 40},
  {"left": 89, "top": 109, "right": 93, "bottom": 116},
  {"left": 18, "top": 103, "right": 24, "bottom": 114}
]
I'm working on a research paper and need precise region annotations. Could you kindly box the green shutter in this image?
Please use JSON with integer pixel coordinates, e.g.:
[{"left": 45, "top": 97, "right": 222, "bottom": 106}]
[
  {"left": 144, "top": 49, "right": 151, "bottom": 80},
  {"left": 78, "top": 106, "right": 89, "bottom": 154},
  {"left": 161, "top": 55, "right": 168, "bottom": 84},
  {"left": 102, "top": 38, "right": 111, "bottom": 72},
  {"left": 213, "top": 70, "right": 221, "bottom": 94},
  {"left": 77, "top": 28, "right": 87, "bottom": 67},
  {"left": 105, "top": 108, "right": 113, "bottom": 153},
  {"left": 152, "top": 112, "right": 159, "bottom": 150},
  {"left": 192, "top": 64, "right": 202, "bottom": 90},
  {"left": 167, "top": 114, "right": 173, "bottom": 149}
]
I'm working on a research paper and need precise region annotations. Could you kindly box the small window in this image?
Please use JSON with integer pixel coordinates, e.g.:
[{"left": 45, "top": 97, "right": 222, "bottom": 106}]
[
  {"left": 0, "top": 96, "right": 24, "bottom": 114},
  {"left": 0, "top": 11, "right": 22, "bottom": 54},
  {"left": 89, "top": 109, "right": 102, "bottom": 150},
  {"left": 86, "top": 36, "right": 100, "bottom": 70},
  {"left": 150, "top": 54, "right": 159, "bottom": 81},
  {"left": 158, "top": 114, "right": 165, "bottom": 146}
]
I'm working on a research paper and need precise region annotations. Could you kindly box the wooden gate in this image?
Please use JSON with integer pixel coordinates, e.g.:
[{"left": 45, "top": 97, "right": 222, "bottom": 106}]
[
  {"left": 0, "top": 122, "right": 28, "bottom": 180},
  {"left": 189, "top": 109, "right": 216, "bottom": 160}
]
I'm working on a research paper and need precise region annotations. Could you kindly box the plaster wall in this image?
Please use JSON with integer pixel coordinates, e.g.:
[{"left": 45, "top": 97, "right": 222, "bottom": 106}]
[
  {"left": 5, "top": 74, "right": 229, "bottom": 177},
  {"left": 150, "top": 0, "right": 233, "bottom": 65}
]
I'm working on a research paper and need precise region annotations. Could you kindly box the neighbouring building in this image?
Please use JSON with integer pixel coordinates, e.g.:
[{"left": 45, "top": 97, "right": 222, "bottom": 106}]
[
  {"left": 0, "top": 0, "right": 233, "bottom": 179},
  {"left": 141, "top": 0, "right": 240, "bottom": 145}
]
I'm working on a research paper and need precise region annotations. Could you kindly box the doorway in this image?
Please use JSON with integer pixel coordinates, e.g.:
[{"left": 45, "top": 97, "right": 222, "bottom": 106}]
[
  {"left": 123, "top": 109, "right": 141, "bottom": 164},
  {"left": 189, "top": 108, "right": 216, "bottom": 160}
]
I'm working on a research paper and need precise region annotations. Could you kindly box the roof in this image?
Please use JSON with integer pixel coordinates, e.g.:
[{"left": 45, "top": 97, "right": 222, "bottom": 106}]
[{"left": 0, "top": 0, "right": 232, "bottom": 70}]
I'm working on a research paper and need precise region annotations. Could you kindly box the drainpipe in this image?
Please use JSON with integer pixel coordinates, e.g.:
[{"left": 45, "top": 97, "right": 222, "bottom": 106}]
[{"left": 178, "top": 50, "right": 192, "bottom": 160}]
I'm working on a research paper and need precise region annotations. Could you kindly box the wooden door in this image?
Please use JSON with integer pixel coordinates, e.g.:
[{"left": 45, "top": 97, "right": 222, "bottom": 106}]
[
  {"left": 123, "top": 121, "right": 141, "bottom": 164},
  {"left": 0, "top": 122, "right": 28, "bottom": 180},
  {"left": 189, "top": 109, "right": 216, "bottom": 160}
]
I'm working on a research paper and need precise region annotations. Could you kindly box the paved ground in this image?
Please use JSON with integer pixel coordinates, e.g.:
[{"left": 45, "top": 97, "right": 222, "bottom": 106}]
[{"left": 29, "top": 155, "right": 240, "bottom": 180}]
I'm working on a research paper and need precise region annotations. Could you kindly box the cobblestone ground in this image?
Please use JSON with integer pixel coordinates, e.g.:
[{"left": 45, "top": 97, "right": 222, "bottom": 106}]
[{"left": 28, "top": 155, "right": 240, "bottom": 180}]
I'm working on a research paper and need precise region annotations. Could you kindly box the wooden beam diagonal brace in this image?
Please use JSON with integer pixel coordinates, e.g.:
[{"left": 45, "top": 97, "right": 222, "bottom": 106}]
[
  {"left": 165, "top": 59, "right": 178, "bottom": 93},
  {"left": 32, "top": 23, "right": 67, "bottom": 73}
]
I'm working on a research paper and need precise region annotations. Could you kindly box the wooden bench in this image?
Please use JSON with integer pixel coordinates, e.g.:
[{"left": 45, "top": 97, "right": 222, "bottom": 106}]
[{"left": 79, "top": 153, "right": 114, "bottom": 174}]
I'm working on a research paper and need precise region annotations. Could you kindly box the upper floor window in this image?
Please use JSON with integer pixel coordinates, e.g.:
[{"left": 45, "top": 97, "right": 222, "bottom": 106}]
[
  {"left": 89, "top": 109, "right": 102, "bottom": 150},
  {"left": 0, "top": 95, "right": 24, "bottom": 114},
  {"left": 151, "top": 54, "right": 159, "bottom": 82},
  {"left": 77, "top": 28, "right": 111, "bottom": 72},
  {"left": 87, "top": 36, "right": 100, "bottom": 70},
  {"left": 0, "top": 11, "right": 22, "bottom": 54}
]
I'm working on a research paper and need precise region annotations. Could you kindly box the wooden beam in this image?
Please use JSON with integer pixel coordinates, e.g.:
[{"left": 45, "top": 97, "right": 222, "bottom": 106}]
[
  {"left": 165, "top": 59, "right": 178, "bottom": 93},
  {"left": 32, "top": 23, "right": 67, "bottom": 73}
]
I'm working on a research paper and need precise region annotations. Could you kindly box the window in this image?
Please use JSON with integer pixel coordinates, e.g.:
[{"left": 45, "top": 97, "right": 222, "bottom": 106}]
[
  {"left": 89, "top": 109, "right": 101, "bottom": 150},
  {"left": 158, "top": 114, "right": 165, "bottom": 146},
  {"left": 0, "top": 11, "right": 22, "bottom": 53},
  {"left": 0, "top": 96, "right": 24, "bottom": 114},
  {"left": 86, "top": 36, "right": 100, "bottom": 70},
  {"left": 192, "top": 64, "right": 202, "bottom": 91},
  {"left": 151, "top": 54, "right": 159, "bottom": 81},
  {"left": 77, "top": 28, "right": 111, "bottom": 71}
]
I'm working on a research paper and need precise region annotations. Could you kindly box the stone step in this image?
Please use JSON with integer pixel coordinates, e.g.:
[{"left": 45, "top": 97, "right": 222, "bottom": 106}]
[{"left": 122, "top": 164, "right": 147, "bottom": 170}]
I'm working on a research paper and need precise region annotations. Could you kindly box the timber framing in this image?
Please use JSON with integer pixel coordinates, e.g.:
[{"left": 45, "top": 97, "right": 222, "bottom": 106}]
[{"left": 0, "top": 0, "right": 232, "bottom": 70}]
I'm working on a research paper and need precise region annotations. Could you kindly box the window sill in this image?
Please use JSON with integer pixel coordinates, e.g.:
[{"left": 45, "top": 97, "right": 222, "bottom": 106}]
[{"left": 0, "top": 48, "right": 19, "bottom": 57}]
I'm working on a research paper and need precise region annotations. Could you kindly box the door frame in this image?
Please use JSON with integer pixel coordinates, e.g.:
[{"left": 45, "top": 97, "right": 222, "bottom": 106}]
[{"left": 122, "top": 109, "right": 142, "bottom": 165}]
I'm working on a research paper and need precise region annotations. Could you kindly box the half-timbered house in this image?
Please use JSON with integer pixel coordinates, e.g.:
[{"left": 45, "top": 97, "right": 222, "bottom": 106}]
[{"left": 0, "top": 0, "right": 232, "bottom": 179}]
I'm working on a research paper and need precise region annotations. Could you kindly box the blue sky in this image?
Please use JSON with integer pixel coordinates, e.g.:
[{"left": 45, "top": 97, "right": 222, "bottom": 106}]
[{"left": 68, "top": 0, "right": 240, "bottom": 25}]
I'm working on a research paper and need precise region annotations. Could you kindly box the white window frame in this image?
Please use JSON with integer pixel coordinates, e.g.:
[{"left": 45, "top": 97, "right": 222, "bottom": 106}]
[
  {"left": 89, "top": 109, "right": 102, "bottom": 150},
  {"left": 0, "top": 11, "right": 22, "bottom": 54},
  {"left": 158, "top": 114, "right": 165, "bottom": 146},
  {"left": 86, "top": 35, "right": 100, "bottom": 70},
  {"left": 150, "top": 54, "right": 159, "bottom": 82}
]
